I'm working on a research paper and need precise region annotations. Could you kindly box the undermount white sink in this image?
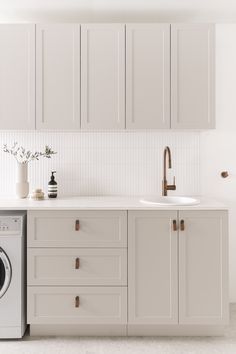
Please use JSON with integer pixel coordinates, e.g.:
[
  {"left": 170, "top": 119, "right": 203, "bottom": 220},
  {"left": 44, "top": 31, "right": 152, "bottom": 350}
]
[{"left": 140, "top": 196, "right": 200, "bottom": 206}]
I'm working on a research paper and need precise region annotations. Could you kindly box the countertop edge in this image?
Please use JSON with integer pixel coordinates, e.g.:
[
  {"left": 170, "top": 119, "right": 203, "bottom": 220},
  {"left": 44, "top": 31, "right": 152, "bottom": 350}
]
[{"left": 0, "top": 196, "right": 228, "bottom": 211}]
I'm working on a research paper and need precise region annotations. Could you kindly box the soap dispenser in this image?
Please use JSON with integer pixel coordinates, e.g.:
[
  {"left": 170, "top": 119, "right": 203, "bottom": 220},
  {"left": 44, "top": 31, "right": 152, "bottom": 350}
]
[{"left": 48, "top": 171, "right": 57, "bottom": 198}]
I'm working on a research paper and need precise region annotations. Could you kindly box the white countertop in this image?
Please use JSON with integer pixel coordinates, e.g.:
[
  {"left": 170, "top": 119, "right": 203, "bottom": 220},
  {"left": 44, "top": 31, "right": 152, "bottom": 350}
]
[{"left": 0, "top": 196, "right": 228, "bottom": 210}]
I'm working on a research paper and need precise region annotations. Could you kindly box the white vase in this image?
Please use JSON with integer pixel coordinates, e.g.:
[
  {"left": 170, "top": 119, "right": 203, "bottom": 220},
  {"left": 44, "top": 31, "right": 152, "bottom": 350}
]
[{"left": 16, "top": 163, "right": 29, "bottom": 199}]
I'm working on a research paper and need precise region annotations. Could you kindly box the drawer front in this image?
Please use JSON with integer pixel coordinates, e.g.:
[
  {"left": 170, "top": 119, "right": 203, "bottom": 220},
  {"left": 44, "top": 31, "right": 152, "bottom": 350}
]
[
  {"left": 28, "top": 210, "right": 127, "bottom": 247},
  {"left": 27, "top": 286, "right": 127, "bottom": 324},
  {"left": 28, "top": 248, "right": 127, "bottom": 286}
]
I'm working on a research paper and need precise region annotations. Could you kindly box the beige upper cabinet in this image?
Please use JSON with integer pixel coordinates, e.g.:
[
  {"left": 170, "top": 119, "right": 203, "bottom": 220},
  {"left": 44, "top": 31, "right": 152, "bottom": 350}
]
[
  {"left": 0, "top": 23, "right": 215, "bottom": 131},
  {"left": 179, "top": 210, "right": 228, "bottom": 325},
  {"left": 0, "top": 24, "right": 35, "bottom": 129},
  {"left": 81, "top": 24, "right": 125, "bottom": 129},
  {"left": 36, "top": 24, "right": 80, "bottom": 129},
  {"left": 126, "top": 24, "right": 170, "bottom": 129},
  {"left": 128, "top": 210, "right": 178, "bottom": 324},
  {"left": 171, "top": 24, "right": 215, "bottom": 129}
]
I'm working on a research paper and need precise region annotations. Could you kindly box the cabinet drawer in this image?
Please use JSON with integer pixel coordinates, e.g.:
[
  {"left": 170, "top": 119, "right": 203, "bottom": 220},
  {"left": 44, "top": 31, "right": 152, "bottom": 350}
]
[
  {"left": 28, "top": 210, "right": 127, "bottom": 247},
  {"left": 27, "top": 287, "right": 127, "bottom": 324},
  {"left": 28, "top": 248, "right": 127, "bottom": 286}
]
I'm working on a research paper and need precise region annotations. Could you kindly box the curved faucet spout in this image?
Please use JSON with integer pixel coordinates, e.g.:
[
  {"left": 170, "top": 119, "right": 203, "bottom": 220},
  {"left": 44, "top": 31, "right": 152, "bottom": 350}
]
[
  {"left": 162, "top": 146, "right": 176, "bottom": 196},
  {"left": 164, "top": 146, "right": 172, "bottom": 172}
]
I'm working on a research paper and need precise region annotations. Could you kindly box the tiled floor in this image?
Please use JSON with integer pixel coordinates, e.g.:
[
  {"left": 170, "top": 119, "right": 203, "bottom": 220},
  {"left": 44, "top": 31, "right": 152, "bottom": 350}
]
[{"left": 1, "top": 305, "right": 236, "bottom": 354}]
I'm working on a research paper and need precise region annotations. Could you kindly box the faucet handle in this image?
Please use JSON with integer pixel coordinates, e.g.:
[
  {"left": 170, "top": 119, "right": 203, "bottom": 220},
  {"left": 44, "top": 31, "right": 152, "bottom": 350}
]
[
  {"left": 166, "top": 177, "right": 176, "bottom": 191},
  {"left": 171, "top": 176, "right": 176, "bottom": 191}
]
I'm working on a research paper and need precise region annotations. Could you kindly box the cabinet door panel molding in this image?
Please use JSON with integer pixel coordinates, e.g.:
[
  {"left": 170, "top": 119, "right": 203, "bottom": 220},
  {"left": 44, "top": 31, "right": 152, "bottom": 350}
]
[
  {"left": 0, "top": 24, "right": 35, "bottom": 129},
  {"left": 81, "top": 24, "right": 125, "bottom": 129},
  {"left": 171, "top": 23, "right": 215, "bottom": 129},
  {"left": 128, "top": 210, "right": 178, "bottom": 324},
  {"left": 126, "top": 24, "right": 170, "bottom": 129},
  {"left": 36, "top": 24, "right": 80, "bottom": 129}
]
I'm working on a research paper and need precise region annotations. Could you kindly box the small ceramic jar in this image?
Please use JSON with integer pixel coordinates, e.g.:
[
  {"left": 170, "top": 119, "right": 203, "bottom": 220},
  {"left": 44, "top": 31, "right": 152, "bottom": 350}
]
[{"left": 30, "top": 188, "right": 45, "bottom": 200}]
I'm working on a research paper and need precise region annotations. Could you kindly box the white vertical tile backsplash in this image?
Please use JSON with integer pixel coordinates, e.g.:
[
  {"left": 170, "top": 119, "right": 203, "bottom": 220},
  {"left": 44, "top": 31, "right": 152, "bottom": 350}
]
[{"left": 0, "top": 131, "right": 200, "bottom": 197}]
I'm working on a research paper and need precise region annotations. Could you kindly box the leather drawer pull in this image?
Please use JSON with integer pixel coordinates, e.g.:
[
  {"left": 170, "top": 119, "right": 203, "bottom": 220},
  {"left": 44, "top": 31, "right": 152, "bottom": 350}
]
[
  {"left": 173, "top": 220, "right": 177, "bottom": 231},
  {"left": 180, "top": 220, "right": 185, "bottom": 231},
  {"left": 75, "top": 296, "right": 80, "bottom": 308},
  {"left": 75, "top": 220, "right": 80, "bottom": 231},
  {"left": 75, "top": 257, "right": 80, "bottom": 269}
]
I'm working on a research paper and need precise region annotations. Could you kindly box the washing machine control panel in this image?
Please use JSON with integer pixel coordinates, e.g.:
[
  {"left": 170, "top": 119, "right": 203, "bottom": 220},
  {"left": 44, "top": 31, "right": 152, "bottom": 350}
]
[{"left": 0, "top": 216, "right": 23, "bottom": 235}]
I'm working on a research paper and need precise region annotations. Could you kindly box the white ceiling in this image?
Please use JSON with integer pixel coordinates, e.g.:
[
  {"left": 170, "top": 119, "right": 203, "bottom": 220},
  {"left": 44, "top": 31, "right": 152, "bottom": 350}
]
[{"left": 0, "top": 0, "right": 236, "bottom": 22}]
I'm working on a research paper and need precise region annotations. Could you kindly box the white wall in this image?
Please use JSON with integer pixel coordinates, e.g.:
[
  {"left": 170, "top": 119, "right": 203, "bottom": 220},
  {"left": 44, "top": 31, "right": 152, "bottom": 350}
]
[{"left": 201, "top": 24, "right": 236, "bottom": 302}]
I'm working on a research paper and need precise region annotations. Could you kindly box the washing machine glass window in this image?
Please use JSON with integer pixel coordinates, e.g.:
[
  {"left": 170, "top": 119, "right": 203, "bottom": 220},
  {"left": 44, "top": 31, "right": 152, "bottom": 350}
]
[{"left": 0, "top": 248, "right": 11, "bottom": 298}]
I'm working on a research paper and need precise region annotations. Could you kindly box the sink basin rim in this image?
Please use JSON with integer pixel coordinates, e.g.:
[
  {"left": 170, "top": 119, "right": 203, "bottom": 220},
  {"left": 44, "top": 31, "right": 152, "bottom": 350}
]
[{"left": 140, "top": 196, "right": 200, "bottom": 206}]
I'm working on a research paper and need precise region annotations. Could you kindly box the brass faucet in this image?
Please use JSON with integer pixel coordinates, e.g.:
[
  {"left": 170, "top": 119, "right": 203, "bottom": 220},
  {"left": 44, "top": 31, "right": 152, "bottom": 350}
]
[{"left": 162, "top": 146, "right": 176, "bottom": 196}]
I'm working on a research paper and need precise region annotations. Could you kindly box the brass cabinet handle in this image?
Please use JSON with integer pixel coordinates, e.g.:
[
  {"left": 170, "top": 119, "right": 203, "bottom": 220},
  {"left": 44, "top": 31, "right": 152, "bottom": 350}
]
[
  {"left": 173, "top": 220, "right": 177, "bottom": 231},
  {"left": 75, "top": 220, "right": 80, "bottom": 231},
  {"left": 75, "top": 296, "right": 80, "bottom": 308},
  {"left": 180, "top": 220, "right": 185, "bottom": 231},
  {"left": 75, "top": 257, "right": 80, "bottom": 269}
]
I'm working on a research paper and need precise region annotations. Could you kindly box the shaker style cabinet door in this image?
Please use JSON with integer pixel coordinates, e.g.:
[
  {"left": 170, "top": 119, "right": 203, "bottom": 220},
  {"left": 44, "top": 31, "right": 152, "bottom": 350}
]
[
  {"left": 178, "top": 211, "right": 228, "bottom": 325},
  {"left": 81, "top": 24, "right": 125, "bottom": 129},
  {"left": 36, "top": 24, "right": 80, "bottom": 129},
  {"left": 128, "top": 211, "right": 178, "bottom": 324},
  {"left": 171, "top": 24, "right": 215, "bottom": 129},
  {"left": 126, "top": 24, "right": 170, "bottom": 129},
  {"left": 0, "top": 25, "right": 35, "bottom": 129}
]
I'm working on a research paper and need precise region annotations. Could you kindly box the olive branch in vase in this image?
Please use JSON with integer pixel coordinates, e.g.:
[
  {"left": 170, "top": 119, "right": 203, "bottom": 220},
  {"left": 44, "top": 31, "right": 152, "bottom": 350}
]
[{"left": 3, "top": 142, "right": 57, "bottom": 164}]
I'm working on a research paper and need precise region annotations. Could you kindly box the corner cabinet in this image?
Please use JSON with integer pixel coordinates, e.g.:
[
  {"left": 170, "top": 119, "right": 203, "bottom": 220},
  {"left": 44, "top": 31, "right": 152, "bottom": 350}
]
[
  {"left": 27, "top": 208, "right": 228, "bottom": 336},
  {"left": 0, "top": 25, "right": 35, "bottom": 129}
]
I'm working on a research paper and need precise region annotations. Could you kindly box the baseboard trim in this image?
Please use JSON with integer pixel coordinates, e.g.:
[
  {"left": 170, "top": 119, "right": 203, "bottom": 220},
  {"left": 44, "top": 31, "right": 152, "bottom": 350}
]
[
  {"left": 128, "top": 324, "right": 226, "bottom": 336},
  {"left": 29, "top": 323, "right": 226, "bottom": 337},
  {"left": 30, "top": 324, "right": 127, "bottom": 336}
]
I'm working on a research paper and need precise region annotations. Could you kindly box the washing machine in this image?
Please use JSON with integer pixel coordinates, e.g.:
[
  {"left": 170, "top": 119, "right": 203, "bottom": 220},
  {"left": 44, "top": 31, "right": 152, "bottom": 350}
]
[{"left": 0, "top": 212, "right": 26, "bottom": 338}]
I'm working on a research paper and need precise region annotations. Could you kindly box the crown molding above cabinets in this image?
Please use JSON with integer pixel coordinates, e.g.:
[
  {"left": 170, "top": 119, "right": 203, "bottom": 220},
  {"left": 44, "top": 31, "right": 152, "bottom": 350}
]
[{"left": 0, "top": 23, "right": 215, "bottom": 130}]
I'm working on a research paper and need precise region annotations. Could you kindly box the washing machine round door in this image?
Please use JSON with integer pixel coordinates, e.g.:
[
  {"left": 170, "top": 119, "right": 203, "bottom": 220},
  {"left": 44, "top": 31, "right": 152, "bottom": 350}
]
[{"left": 0, "top": 248, "right": 12, "bottom": 298}]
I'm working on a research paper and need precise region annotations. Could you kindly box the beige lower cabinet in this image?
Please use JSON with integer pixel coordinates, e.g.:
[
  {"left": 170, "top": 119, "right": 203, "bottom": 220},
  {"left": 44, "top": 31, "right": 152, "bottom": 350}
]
[
  {"left": 27, "top": 210, "right": 128, "bottom": 336},
  {"left": 128, "top": 210, "right": 178, "bottom": 324},
  {"left": 27, "top": 209, "right": 228, "bottom": 336},
  {"left": 28, "top": 287, "right": 127, "bottom": 325},
  {"left": 128, "top": 210, "right": 229, "bottom": 335},
  {"left": 27, "top": 210, "right": 127, "bottom": 248},
  {"left": 28, "top": 248, "right": 127, "bottom": 286},
  {"left": 178, "top": 210, "right": 228, "bottom": 325}
]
